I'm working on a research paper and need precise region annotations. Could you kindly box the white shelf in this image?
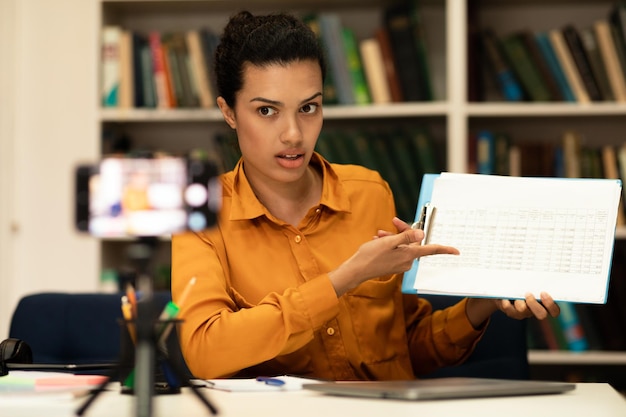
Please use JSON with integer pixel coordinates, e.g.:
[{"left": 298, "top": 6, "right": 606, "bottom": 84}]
[
  {"left": 466, "top": 103, "right": 626, "bottom": 118},
  {"left": 528, "top": 350, "right": 626, "bottom": 366}
]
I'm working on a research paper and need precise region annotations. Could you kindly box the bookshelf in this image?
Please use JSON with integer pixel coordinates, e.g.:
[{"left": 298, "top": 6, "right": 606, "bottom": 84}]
[{"left": 98, "top": 0, "right": 626, "bottom": 385}]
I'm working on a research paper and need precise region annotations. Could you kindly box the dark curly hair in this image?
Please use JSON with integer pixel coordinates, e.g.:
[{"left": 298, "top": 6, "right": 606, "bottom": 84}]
[{"left": 214, "top": 11, "right": 326, "bottom": 107}]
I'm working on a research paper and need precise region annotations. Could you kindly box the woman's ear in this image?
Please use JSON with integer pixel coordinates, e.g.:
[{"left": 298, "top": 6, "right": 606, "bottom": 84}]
[{"left": 217, "top": 97, "right": 236, "bottom": 130}]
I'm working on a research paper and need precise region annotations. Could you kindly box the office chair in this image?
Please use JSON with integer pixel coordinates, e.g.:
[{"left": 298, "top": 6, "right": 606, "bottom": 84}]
[
  {"left": 419, "top": 295, "right": 530, "bottom": 380},
  {"left": 8, "top": 291, "right": 174, "bottom": 366}
]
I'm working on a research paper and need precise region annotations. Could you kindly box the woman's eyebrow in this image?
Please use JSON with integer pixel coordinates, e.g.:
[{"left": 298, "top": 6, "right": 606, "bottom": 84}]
[{"left": 249, "top": 92, "right": 322, "bottom": 106}]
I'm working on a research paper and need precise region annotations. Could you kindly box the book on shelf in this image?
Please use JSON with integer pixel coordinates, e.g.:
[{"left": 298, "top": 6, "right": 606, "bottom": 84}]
[
  {"left": 562, "top": 24, "right": 604, "bottom": 101},
  {"left": 160, "top": 34, "right": 179, "bottom": 108},
  {"left": 535, "top": 32, "right": 576, "bottom": 102},
  {"left": 318, "top": 13, "right": 355, "bottom": 105},
  {"left": 359, "top": 37, "right": 392, "bottom": 104},
  {"left": 493, "top": 133, "right": 511, "bottom": 176},
  {"left": 479, "top": 29, "right": 524, "bottom": 101},
  {"left": 407, "top": 127, "right": 441, "bottom": 176},
  {"left": 579, "top": 26, "right": 615, "bottom": 101},
  {"left": 517, "top": 31, "right": 564, "bottom": 101},
  {"left": 148, "top": 31, "right": 172, "bottom": 108},
  {"left": 118, "top": 29, "right": 134, "bottom": 109},
  {"left": 341, "top": 27, "right": 371, "bottom": 105},
  {"left": 476, "top": 130, "right": 495, "bottom": 175},
  {"left": 165, "top": 32, "right": 199, "bottom": 108},
  {"left": 402, "top": 173, "right": 621, "bottom": 303},
  {"left": 593, "top": 20, "right": 626, "bottom": 102},
  {"left": 101, "top": 26, "right": 122, "bottom": 107},
  {"left": 573, "top": 303, "right": 605, "bottom": 350},
  {"left": 374, "top": 27, "right": 404, "bottom": 102},
  {"left": 186, "top": 30, "right": 214, "bottom": 109},
  {"left": 131, "top": 32, "right": 156, "bottom": 108},
  {"left": 601, "top": 145, "right": 626, "bottom": 226},
  {"left": 609, "top": 0, "right": 626, "bottom": 80},
  {"left": 512, "top": 141, "right": 559, "bottom": 177},
  {"left": 500, "top": 32, "right": 552, "bottom": 101},
  {"left": 556, "top": 301, "right": 589, "bottom": 352},
  {"left": 562, "top": 130, "right": 583, "bottom": 179},
  {"left": 549, "top": 29, "right": 591, "bottom": 103},
  {"left": 199, "top": 29, "right": 221, "bottom": 105},
  {"left": 384, "top": 3, "right": 433, "bottom": 101}
]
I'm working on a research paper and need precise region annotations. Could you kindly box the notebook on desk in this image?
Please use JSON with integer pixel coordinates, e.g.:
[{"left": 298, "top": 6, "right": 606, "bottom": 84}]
[{"left": 302, "top": 377, "right": 575, "bottom": 401}]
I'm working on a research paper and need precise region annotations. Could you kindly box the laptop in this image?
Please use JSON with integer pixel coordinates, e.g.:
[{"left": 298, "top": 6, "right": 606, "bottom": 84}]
[{"left": 302, "top": 377, "right": 576, "bottom": 401}]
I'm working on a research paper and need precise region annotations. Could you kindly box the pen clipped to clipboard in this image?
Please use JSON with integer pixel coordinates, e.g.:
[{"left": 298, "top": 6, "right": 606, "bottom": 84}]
[{"left": 411, "top": 202, "right": 436, "bottom": 245}]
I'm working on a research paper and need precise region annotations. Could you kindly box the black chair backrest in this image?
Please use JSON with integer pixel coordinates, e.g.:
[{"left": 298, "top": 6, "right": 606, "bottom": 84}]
[{"left": 419, "top": 295, "right": 530, "bottom": 380}]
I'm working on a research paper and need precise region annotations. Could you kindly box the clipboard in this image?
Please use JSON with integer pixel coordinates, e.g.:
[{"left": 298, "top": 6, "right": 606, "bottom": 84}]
[
  {"left": 402, "top": 173, "right": 439, "bottom": 294},
  {"left": 401, "top": 173, "right": 621, "bottom": 304}
]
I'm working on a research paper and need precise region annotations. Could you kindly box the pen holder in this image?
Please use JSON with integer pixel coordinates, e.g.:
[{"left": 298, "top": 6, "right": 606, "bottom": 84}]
[{"left": 118, "top": 318, "right": 191, "bottom": 395}]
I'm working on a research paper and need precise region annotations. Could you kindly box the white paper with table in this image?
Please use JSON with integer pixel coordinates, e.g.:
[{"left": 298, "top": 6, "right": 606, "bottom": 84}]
[{"left": 403, "top": 173, "right": 622, "bottom": 303}]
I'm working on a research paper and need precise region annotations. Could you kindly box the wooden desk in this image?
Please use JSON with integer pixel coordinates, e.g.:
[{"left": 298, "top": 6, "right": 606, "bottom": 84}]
[{"left": 1, "top": 383, "right": 625, "bottom": 417}]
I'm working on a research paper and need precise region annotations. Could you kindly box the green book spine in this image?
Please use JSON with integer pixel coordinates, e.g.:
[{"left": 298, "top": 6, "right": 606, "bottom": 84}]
[
  {"left": 500, "top": 34, "right": 552, "bottom": 101},
  {"left": 341, "top": 27, "right": 371, "bottom": 105}
]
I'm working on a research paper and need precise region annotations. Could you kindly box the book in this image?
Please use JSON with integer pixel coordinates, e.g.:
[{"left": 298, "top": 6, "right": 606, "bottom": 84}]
[
  {"left": 199, "top": 29, "right": 220, "bottom": 105},
  {"left": 168, "top": 32, "right": 199, "bottom": 108},
  {"left": 118, "top": 29, "right": 134, "bottom": 108},
  {"left": 601, "top": 145, "right": 625, "bottom": 226},
  {"left": 494, "top": 133, "right": 511, "bottom": 176},
  {"left": 609, "top": 1, "right": 626, "bottom": 81},
  {"left": 130, "top": 32, "right": 154, "bottom": 108},
  {"left": 148, "top": 31, "right": 172, "bottom": 108},
  {"left": 476, "top": 130, "right": 495, "bottom": 174},
  {"left": 101, "top": 26, "right": 122, "bottom": 107},
  {"left": 402, "top": 173, "right": 622, "bottom": 303},
  {"left": 479, "top": 29, "right": 524, "bottom": 101},
  {"left": 579, "top": 26, "right": 614, "bottom": 101},
  {"left": 341, "top": 27, "right": 371, "bottom": 105},
  {"left": 500, "top": 33, "right": 552, "bottom": 101},
  {"left": 318, "top": 13, "right": 355, "bottom": 105},
  {"left": 593, "top": 20, "right": 626, "bottom": 102},
  {"left": 186, "top": 30, "right": 215, "bottom": 108},
  {"left": 562, "top": 25, "right": 604, "bottom": 101},
  {"left": 160, "top": 34, "right": 179, "bottom": 107},
  {"left": 384, "top": 4, "right": 432, "bottom": 101},
  {"left": 556, "top": 301, "right": 589, "bottom": 351},
  {"left": 374, "top": 27, "right": 404, "bottom": 102},
  {"left": 535, "top": 32, "right": 576, "bottom": 102},
  {"left": 549, "top": 29, "right": 591, "bottom": 103},
  {"left": 517, "top": 31, "right": 563, "bottom": 101},
  {"left": 562, "top": 130, "right": 582, "bottom": 178},
  {"left": 359, "top": 37, "right": 392, "bottom": 104}
]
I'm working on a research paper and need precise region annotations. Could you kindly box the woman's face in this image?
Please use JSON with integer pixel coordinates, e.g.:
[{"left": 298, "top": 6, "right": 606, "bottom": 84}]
[{"left": 218, "top": 59, "right": 324, "bottom": 187}]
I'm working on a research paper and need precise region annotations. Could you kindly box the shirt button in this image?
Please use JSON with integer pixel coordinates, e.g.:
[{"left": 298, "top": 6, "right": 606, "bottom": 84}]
[
  {"left": 326, "top": 327, "right": 335, "bottom": 336},
  {"left": 294, "top": 235, "right": 302, "bottom": 243}
]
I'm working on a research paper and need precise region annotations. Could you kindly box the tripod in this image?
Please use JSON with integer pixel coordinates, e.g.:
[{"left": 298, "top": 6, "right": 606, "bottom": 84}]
[{"left": 76, "top": 237, "right": 218, "bottom": 417}]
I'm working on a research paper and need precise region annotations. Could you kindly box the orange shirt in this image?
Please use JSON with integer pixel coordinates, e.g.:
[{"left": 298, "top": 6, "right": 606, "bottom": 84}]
[{"left": 172, "top": 153, "right": 484, "bottom": 380}]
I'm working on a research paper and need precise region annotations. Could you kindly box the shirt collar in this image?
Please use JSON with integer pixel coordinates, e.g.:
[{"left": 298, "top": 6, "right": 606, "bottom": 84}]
[{"left": 228, "top": 152, "right": 351, "bottom": 221}]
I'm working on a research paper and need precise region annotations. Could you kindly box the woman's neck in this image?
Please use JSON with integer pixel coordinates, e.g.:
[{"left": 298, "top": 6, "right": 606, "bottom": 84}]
[{"left": 247, "top": 165, "right": 322, "bottom": 227}]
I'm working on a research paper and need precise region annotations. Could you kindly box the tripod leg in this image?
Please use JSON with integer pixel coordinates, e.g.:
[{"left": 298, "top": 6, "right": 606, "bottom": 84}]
[
  {"left": 157, "top": 348, "right": 218, "bottom": 415},
  {"left": 75, "top": 373, "right": 114, "bottom": 416}
]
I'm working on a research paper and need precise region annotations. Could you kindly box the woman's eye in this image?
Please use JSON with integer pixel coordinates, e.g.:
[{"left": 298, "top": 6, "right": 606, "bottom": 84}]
[
  {"left": 300, "top": 103, "right": 319, "bottom": 114},
  {"left": 258, "top": 107, "right": 277, "bottom": 116}
]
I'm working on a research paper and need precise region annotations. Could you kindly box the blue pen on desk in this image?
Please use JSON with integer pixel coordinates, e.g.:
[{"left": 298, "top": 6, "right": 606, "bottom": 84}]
[{"left": 256, "top": 376, "right": 285, "bottom": 387}]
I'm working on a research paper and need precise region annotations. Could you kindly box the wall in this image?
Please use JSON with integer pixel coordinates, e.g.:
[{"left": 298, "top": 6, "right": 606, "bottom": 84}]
[{"left": 0, "top": 0, "right": 100, "bottom": 338}]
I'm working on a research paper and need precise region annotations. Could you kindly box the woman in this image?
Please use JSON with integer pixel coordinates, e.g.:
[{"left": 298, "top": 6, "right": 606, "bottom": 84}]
[{"left": 172, "top": 11, "right": 559, "bottom": 380}]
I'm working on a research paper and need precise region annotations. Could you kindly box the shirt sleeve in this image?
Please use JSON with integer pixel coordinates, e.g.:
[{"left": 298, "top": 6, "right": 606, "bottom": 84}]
[
  {"left": 171, "top": 230, "right": 340, "bottom": 379},
  {"left": 403, "top": 295, "right": 488, "bottom": 376}
]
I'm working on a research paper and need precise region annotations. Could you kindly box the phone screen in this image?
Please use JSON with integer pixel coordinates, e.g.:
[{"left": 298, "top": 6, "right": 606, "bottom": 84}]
[{"left": 75, "top": 156, "right": 220, "bottom": 237}]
